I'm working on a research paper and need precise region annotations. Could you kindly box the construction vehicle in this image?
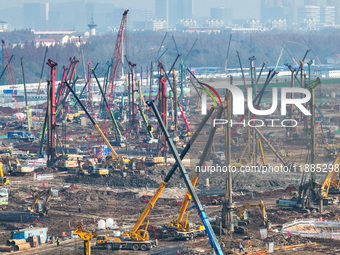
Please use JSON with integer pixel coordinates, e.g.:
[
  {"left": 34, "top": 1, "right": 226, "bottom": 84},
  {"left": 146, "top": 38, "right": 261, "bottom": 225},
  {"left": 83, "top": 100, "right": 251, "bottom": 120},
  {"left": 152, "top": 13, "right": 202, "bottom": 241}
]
[
  {"left": 57, "top": 157, "right": 78, "bottom": 171},
  {"left": 64, "top": 78, "right": 125, "bottom": 171},
  {"left": 277, "top": 153, "right": 340, "bottom": 208},
  {"left": 147, "top": 101, "right": 223, "bottom": 254},
  {"left": 144, "top": 157, "right": 165, "bottom": 166},
  {"left": 0, "top": 162, "right": 9, "bottom": 186},
  {"left": 96, "top": 105, "right": 222, "bottom": 253},
  {"left": 73, "top": 225, "right": 97, "bottom": 255},
  {"left": 25, "top": 187, "right": 52, "bottom": 216},
  {"left": 319, "top": 152, "right": 340, "bottom": 205},
  {"left": 162, "top": 108, "right": 223, "bottom": 240},
  {"left": 5, "top": 157, "right": 34, "bottom": 175},
  {"left": 236, "top": 200, "right": 268, "bottom": 227},
  {"left": 79, "top": 159, "right": 109, "bottom": 176}
]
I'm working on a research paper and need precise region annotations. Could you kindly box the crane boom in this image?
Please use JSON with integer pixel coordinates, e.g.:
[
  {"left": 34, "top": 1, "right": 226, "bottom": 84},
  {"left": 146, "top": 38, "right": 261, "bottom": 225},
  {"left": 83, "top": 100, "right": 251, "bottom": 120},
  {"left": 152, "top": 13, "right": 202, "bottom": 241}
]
[
  {"left": 107, "top": 10, "right": 128, "bottom": 101},
  {"left": 147, "top": 100, "right": 223, "bottom": 255},
  {"left": 64, "top": 81, "right": 119, "bottom": 159},
  {"left": 1, "top": 40, "right": 15, "bottom": 85},
  {"left": 125, "top": 107, "right": 215, "bottom": 241},
  {"left": 177, "top": 107, "right": 223, "bottom": 225}
]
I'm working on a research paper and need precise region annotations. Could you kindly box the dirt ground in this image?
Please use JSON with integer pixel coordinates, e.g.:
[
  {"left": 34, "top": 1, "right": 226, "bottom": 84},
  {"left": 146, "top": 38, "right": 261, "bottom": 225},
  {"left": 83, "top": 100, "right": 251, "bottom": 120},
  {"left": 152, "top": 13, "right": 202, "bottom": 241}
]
[{"left": 0, "top": 81, "right": 339, "bottom": 254}]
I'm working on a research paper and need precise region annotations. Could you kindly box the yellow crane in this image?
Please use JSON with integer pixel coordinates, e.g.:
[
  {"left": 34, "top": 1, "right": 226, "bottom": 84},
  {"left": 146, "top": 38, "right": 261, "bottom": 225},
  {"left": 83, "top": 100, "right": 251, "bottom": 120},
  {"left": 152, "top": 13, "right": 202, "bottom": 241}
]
[
  {"left": 163, "top": 108, "right": 224, "bottom": 240},
  {"left": 95, "top": 105, "right": 217, "bottom": 251},
  {"left": 73, "top": 225, "right": 97, "bottom": 255},
  {"left": 320, "top": 152, "right": 340, "bottom": 203},
  {"left": 0, "top": 162, "right": 9, "bottom": 186}
]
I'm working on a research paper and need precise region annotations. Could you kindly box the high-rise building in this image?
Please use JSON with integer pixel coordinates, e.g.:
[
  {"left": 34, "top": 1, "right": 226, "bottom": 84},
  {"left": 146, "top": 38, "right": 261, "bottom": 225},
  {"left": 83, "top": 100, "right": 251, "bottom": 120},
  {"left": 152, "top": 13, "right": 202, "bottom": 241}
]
[
  {"left": 155, "top": 0, "right": 168, "bottom": 20},
  {"left": 304, "top": 0, "right": 327, "bottom": 5},
  {"left": 210, "top": 7, "right": 233, "bottom": 25},
  {"left": 178, "top": 0, "right": 193, "bottom": 20},
  {"left": 260, "top": 0, "right": 286, "bottom": 23},
  {"left": 112, "top": 8, "right": 126, "bottom": 28},
  {"left": 154, "top": 0, "right": 192, "bottom": 28},
  {"left": 320, "top": 6, "right": 335, "bottom": 25},
  {"left": 335, "top": 2, "right": 340, "bottom": 24},
  {"left": 297, "top": 5, "right": 321, "bottom": 26},
  {"left": 24, "top": 3, "right": 49, "bottom": 29}
]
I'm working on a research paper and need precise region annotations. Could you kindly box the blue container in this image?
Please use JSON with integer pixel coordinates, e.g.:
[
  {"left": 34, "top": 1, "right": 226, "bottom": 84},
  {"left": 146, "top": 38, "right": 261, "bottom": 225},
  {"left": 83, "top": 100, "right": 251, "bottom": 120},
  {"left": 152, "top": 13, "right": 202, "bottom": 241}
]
[
  {"left": 7, "top": 131, "right": 26, "bottom": 139},
  {"left": 12, "top": 227, "right": 48, "bottom": 243},
  {"left": 3, "top": 90, "right": 17, "bottom": 95}
]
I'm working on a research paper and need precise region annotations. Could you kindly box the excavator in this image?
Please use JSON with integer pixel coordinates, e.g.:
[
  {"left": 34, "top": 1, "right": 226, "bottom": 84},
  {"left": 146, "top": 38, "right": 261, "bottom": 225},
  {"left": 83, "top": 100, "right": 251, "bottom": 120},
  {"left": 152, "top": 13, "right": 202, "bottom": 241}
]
[
  {"left": 5, "top": 157, "right": 34, "bottom": 175},
  {"left": 236, "top": 200, "right": 269, "bottom": 228},
  {"left": 73, "top": 225, "right": 97, "bottom": 255},
  {"left": 25, "top": 187, "right": 52, "bottom": 216},
  {"left": 320, "top": 152, "right": 340, "bottom": 205},
  {"left": 0, "top": 162, "right": 9, "bottom": 186},
  {"left": 79, "top": 159, "right": 109, "bottom": 176}
]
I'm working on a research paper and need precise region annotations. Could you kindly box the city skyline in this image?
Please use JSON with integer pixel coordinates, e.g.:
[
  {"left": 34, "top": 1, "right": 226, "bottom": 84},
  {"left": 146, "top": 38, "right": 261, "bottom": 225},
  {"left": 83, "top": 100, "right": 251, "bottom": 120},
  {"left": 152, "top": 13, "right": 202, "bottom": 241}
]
[{"left": 0, "top": 0, "right": 339, "bottom": 31}]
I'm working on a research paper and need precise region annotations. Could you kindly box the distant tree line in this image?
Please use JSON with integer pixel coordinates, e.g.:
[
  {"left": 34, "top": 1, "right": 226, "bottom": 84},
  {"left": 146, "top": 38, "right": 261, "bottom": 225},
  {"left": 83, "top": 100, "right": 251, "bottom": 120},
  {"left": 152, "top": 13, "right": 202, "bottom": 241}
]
[{"left": 0, "top": 28, "right": 340, "bottom": 85}]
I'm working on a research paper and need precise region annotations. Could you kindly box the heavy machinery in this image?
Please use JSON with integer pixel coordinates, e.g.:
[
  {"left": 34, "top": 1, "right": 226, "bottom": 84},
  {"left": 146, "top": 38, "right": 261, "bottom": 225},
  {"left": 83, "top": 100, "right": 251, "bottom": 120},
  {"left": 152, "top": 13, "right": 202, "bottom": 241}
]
[
  {"left": 147, "top": 101, "right": 223, "bottom": 254},
  {"left": 0, "top": 162, "right": 9, "bottom": 186},
  {"left": 144, "top": 157, "right": 165, "bottom": 166},
  {"left": 320, "top": 152, "right": 340, "bottom": 204},
  {"left": 276, "top": 153, "right": 340, "bottom": 209},
  {"left": 73, "top": 225, "right": 97, "bottom": 255},
  {"left": 78, "top": 159, "right": 109, "bottom": 176},
  {"left": 96, "top": 105, "right": 221, "bottom": 252},
  {"left": 5, "top": 157, "right": 34, "bottom": 175},
  {"left": 236, "top": 200, "right": 268, "bottom": 227},
  {"left": 56, "top": 157, "right": 78, "bottom": 171},
  {"left": 92, "top": 68, "right": 126, "bottom": 146},
  {"left": 64, "top": 79, "right": 125, "bottom": 170},
  {"left": 162, "top": 108, "right": 223, "bottom": 240},
  {"left": 26, "top": 187, "right": 52, "bottom": 215}
]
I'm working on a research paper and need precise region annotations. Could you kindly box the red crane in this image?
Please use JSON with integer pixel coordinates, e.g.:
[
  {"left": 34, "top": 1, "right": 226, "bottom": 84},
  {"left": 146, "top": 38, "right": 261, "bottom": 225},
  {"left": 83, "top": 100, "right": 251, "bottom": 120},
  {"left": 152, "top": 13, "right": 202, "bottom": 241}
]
[
  {"left": 107, "top": 9, "right": 129, "bottom": 101},
  {"left": 100, "top": 10, "right": 128, "bottom": 144},
  {"left": 1, "top": 40, "right": 15, "bottom": 86}
]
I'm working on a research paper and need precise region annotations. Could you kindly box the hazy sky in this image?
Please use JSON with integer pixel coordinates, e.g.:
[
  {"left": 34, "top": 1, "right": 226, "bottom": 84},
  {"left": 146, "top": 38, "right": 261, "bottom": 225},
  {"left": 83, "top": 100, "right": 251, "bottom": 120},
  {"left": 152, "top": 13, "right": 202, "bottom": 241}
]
[{"left": 0, "top": 0, "right": 261, "bottom": 19}]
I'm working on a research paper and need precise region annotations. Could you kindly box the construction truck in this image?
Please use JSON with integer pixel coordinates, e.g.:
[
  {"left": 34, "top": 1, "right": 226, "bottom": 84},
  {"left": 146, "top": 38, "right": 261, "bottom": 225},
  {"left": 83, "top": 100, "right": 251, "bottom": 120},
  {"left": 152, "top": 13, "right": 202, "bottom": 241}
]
[
  {"left": 162, "top": 217, "right": 206, "bottom": 240},
  {"left": 0, "top": 162, "right": 9, "bottom": 186}
]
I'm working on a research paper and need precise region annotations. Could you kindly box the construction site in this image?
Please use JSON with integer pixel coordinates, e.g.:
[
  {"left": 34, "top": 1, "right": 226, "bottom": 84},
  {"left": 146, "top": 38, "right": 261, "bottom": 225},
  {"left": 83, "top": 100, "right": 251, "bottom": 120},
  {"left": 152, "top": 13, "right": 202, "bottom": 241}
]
[{"left": 0, "top": 9, "right": 340, "bottom": 255}]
